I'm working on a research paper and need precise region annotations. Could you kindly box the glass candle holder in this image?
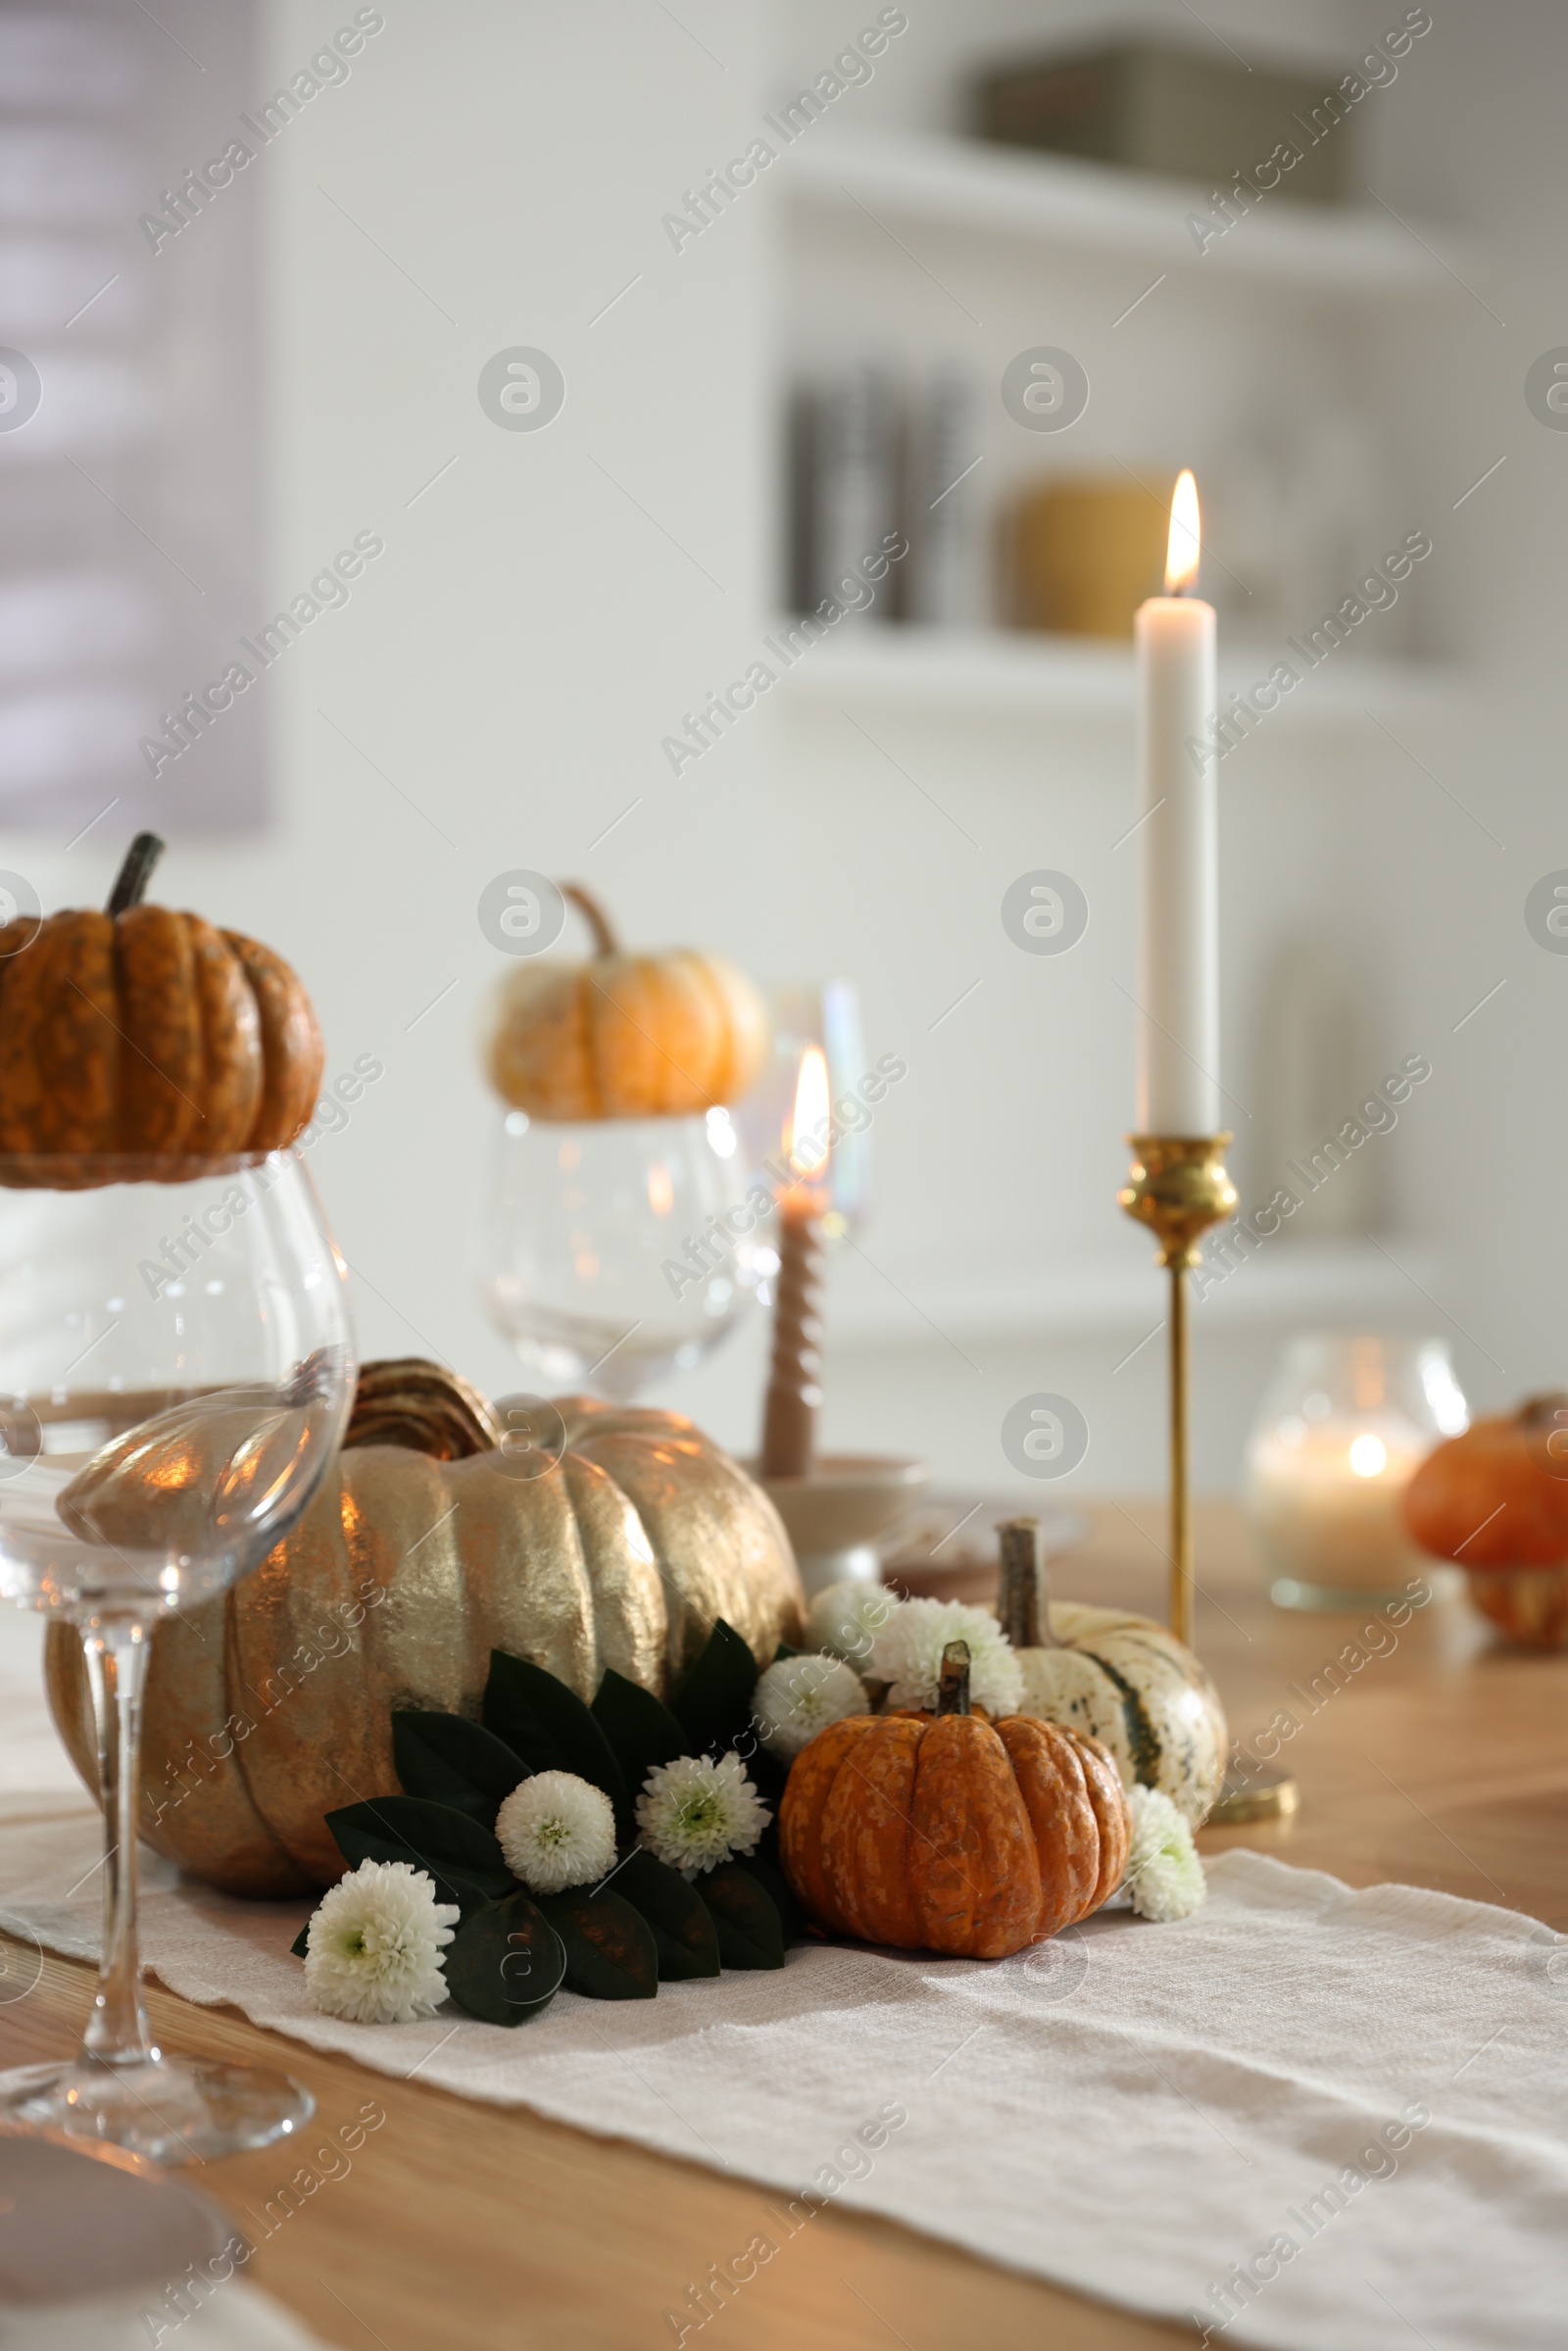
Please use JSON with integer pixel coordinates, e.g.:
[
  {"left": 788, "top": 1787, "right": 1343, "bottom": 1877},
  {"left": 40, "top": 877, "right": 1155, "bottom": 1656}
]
[
  {"left": 1245, "top": 1333, "right": 1468, "bottom": 1610},
  {"left": 734, "top": 980, "right": 873, "bottom": 1239}
]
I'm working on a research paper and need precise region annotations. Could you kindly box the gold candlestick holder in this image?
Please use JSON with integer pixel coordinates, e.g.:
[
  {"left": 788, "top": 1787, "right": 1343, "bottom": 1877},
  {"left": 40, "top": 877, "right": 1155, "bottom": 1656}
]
[{"left": 1117, "top": 1133, "right": 1237, "bottom": 1650}]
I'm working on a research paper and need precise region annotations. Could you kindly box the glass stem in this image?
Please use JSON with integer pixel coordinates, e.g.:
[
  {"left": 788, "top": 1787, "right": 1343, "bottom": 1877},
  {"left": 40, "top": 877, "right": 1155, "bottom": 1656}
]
[{"left": 78, "top": 1611, "right": 158, "bottom": 2070}]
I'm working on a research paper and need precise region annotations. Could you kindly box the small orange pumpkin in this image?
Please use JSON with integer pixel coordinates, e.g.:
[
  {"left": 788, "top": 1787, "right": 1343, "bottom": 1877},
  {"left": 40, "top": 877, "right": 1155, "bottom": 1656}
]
[
  {"left": 779, "top": 1641, "right": 1130, "bottom": 1959},
  {"left": 483, "top": 884, "right": 769, "bottom": 1122},
  {"left": 1403, "top": 1396, "right": 1568, "bottom": 1648},
  {"left": 0, "top": 833, "right": 321, "bottom": 1167}
]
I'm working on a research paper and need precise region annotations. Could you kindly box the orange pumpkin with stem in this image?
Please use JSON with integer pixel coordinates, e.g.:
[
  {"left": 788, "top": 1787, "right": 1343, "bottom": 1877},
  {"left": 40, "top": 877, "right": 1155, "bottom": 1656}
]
[
  {"left": 0, "top": 833, "right": 321, "bottom": 1169},
  {"left": 482, "top": 883, "right": 769, "bottom": 1122},
  {"left": 780, "top": 1641, "right": 1129, "bottom": 1959}
]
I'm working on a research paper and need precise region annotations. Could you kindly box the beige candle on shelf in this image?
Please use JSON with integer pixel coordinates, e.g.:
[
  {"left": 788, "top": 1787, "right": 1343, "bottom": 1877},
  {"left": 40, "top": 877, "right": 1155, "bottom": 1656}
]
[{"left": 760, "top": 1045, "right": 830, "bottom": 1480}]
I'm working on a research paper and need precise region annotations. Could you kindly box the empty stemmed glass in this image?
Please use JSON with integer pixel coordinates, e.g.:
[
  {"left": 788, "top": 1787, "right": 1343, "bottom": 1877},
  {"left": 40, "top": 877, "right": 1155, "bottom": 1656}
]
[
  {"left": 479, "top": 1104, "right": 768, "bottom": 1396},
  {"left": 0, "top": 1149, "right": 354, "bottom": 2162}
]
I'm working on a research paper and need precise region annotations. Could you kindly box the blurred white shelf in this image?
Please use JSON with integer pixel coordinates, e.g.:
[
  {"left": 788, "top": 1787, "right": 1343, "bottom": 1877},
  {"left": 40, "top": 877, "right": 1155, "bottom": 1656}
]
[
  {"left": 828, "top": 1237, "right": 1446, "bottom": 1347},
  {"left": 779, "top": 623, "right": 1459, "bottom": 727},
  {"left": 784, "top": 130, "right": 1470, "bottom": 296}
]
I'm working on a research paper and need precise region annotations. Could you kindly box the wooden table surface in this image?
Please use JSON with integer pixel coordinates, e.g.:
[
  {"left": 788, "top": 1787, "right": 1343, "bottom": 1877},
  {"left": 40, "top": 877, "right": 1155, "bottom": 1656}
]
[{"left": 4, "top": 1499, "right": 1566, "bottom": 2350}]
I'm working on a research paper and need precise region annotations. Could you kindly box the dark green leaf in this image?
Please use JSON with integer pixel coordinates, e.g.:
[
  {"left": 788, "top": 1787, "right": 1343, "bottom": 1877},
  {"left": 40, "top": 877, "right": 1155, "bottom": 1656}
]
[
  {"left": 771, "top": 1641, "right": 804, "bottom": 1661},
  {"left": 445, "top": 1892, "right": 565, "bottom": 2026},
  {"left": 536, "top": 1886, "right": 659, "bottom": 1999},
  {"left": 483, "top": 1650, "right": 629, "bottom": 1824},
  {"left": 748, "top": 1748, "right": 788, "bottom": 1817},
  {"left": 702, "top": 1860, "right": 785, "bottom": 1970},
  {"left": 392, "top": 1712, "right": 527, "bottom": 1827},
  {"left": 324, "top": 1795, "right": 515, "bottom": 1917},
  {"left": 672, "top": 1619, "right": 760, "bottom": 1760},
  {"left": 738, "top": 1846, "right": 806, "bottom": 1947},
  {"left": 613, "top": 1848, "right": 719, "bottom": 1980},
  {"left": 591, "top": 1670, "right": 689, "bottom": 1814},
  {"left": 290, "top": 1918, "right": 310, "bottom": 1960}
]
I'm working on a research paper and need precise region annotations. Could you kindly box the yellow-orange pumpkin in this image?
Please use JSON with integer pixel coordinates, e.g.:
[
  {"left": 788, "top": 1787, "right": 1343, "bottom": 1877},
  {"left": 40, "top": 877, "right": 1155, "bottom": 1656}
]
[
  {"left": 0, "top": 834, "right": 321, "bottom": 1167},
  {"left": 1403, "top": 1396, "right": 1568, "bottom": 1648},
  {"left": 779, "top": 1641, "right": 1129, "bottom": 1959},
  {"left": 483, "top": 884, "right": 769, "bottom": 1121}
]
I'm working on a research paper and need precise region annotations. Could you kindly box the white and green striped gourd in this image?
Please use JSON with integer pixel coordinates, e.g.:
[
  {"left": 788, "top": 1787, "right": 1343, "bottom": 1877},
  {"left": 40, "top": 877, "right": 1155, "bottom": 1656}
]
[{"left": 998, "top": 1521, "right": 1227, "bottom": 1826}]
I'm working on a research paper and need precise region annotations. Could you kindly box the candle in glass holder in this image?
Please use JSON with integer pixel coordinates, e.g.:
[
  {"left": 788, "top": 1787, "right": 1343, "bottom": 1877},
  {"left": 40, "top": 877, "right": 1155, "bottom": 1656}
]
[
  {"left": 1245, "top": 1335, "right": 1469, "bottom": 1608},
  {"left": 760, "top": 1046, "right": 830, "bottom": 1480},
  {"left": 1247, "top": 1421, "right": 1431, "bottom": 1596}
]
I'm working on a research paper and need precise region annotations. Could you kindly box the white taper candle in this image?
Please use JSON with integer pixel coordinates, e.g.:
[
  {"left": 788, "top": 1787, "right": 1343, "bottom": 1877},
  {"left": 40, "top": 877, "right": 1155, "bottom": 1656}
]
[{"left": 1135, "top": 471, "right": 1219, "bottom": 1135}]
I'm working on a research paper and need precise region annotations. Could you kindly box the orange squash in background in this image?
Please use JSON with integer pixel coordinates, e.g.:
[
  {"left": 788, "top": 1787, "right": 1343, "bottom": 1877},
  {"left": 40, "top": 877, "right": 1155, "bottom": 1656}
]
[
  {"left": 483, "top": 884, "right": 769, "bottom": 1122},
  {"left": 779, "top": 1641, "right": 1129, "bottom": 1959},
  {"left": 0, "top": 834, "right": 322, "bottom": 1164},
  {"left": 1403, "top": 1396, "right": 1568, "bottom": 1648}
]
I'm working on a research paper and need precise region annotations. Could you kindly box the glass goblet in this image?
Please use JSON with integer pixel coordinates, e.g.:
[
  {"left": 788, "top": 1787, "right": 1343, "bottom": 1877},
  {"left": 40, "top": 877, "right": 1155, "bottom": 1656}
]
[
  {"left": 479, "top": 1106, "right": 766, "bottom": 1396},
  {"left": 0, "top": 1150, "right": 355, "bottom": 2162}
]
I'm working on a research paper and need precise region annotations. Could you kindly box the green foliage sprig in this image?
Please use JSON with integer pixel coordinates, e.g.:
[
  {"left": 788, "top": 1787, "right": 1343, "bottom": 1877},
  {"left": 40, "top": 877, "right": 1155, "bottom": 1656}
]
[{"left": 293, "top": 1620, "right": 802, "bottom": 2024}]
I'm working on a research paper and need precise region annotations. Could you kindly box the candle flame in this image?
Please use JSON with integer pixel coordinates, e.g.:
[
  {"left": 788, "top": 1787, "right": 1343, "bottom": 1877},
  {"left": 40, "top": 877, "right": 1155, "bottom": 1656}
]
[
  {"left": 1164, "top": 469, "right": 1201, "bottom": 594},
  {"left": 786, "top": 1045, "right": 831, "bottom": 1183}
]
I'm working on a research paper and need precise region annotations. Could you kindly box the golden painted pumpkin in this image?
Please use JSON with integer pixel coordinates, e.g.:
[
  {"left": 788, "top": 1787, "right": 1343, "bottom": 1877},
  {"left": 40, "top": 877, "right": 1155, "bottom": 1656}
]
[
  {"left": 1403, "top": 1396, "right": 1568, "bottom": 1648},
  {"left": 996, "top": 1520, "right": 1228, "bottom": 1826},
  {"left": 45, "top": 1360, "right": 805, "bottom": 1896},
  {"left": 483, "top": 883, "right": 769, "bottom": 1121},
  {"left": 779, "top": 1641, "right": 1129, "bottom": 1959},
  {"left": 0, "top": 834, "right": 322, "bottom": 1170}
]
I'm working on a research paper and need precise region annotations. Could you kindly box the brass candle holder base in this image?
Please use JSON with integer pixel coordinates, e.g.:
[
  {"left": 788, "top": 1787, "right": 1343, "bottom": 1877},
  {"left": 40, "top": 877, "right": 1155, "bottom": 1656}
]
[
  {"left": 1118, "top": 1134, "right": 1237, "bottom": 1652},
  {"left": 1206, "top": 1764, "right": 1299, "bottom": 1827}
]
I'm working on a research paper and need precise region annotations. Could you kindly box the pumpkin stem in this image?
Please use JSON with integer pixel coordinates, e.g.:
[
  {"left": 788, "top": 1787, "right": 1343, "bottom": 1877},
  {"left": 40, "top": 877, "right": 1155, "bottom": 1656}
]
[
  {"left": 937, "top": 1640, "right": 971, "bottom": 1716},
  {"left": 997, "top": 1517, "right": 1038, "bottom": 1647},
  {"left": 560, "top": 883, "right": 620, "bottom": 959},
  {"left": 998, "top": 1516, "right": 1059, "bottom": 1649},
  {"left": 106, "top": 831, "right": 165, "bottom": 916}
]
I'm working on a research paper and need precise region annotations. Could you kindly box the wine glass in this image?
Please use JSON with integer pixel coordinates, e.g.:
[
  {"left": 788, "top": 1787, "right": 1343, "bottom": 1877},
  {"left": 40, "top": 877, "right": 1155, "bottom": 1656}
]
[
  {"left": 479, "top": 1105, "right": 768, "bottom": 1396},
  {"left": 0, "top": 1150, "right": 355, "bottom": 2163}
]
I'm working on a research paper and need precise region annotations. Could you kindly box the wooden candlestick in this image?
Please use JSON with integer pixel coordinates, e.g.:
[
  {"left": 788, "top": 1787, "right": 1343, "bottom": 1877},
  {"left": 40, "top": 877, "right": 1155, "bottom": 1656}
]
[{"left": 760, "top": 1200, "right": 824, "bottom": 1479}]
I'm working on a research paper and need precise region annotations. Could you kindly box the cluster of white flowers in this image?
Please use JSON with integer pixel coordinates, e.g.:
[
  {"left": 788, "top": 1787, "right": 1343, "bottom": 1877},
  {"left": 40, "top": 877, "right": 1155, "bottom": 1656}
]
[
  {"left": 496, "top": 1771, "right": 616, "bottom": 1894},
  {"left": 636, "top": 1751, "right": 770, "bottom": 1878},
  {"left": 753, "top": 1652, "right": 867, "bottom": 1759},
  {"left": 869, "top": 1596, "right": 1023, "bottom": 1718},
  {"left": 301, "top": 1606, "right": 1207, "bottom": 2032},
  {"left": 304, "top": 1859, "right": 459, "bottom": 2026},
  {"left": 1122, "top": 1786, "right": 1207, "bottom": 1922}
]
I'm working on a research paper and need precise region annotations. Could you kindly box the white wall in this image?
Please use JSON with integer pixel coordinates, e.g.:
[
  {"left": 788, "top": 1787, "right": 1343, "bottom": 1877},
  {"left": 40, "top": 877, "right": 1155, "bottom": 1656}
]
[{"left": 8, "top": 0, "right": 1552, "bottom": 1502}]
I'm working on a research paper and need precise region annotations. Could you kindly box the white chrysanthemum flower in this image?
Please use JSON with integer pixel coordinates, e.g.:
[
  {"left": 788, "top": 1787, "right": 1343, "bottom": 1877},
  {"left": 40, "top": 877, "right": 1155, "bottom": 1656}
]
[
  {"left": 753, "top": 1653, "right": 867, "bottom": 1760},
  {"left": 1124, "top": 1785, "right": 1207, "bottom": 1922},
  {"left": 304, "top": 1859, "right": 459, "bottom": 2026},
  {"left": 807, "top": 1581, "right": 898, "bottom": 1668},
  {"left": 636, "top": 1751, "right": 770, "bottom": 1877},
  {"left": 496, "top": 1770, "right": 616, "bottom": 1893},
  {"left": 870, "top": 1597, "right": 1023, "bottom": 1717}
]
